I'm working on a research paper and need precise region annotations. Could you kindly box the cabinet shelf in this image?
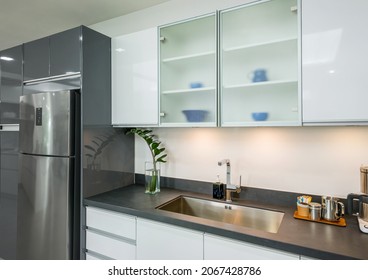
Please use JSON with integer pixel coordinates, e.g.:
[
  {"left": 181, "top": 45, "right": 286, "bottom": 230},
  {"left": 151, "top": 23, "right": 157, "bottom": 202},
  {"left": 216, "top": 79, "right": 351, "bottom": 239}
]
[
  {"left": 162, "top": 86, "right": 215, "bottom": 95},
  {"left": 161, "top": 51, "right": 215, "bottom": 63},
  {"left": 223, "top": 37, "right": 297, "bottom": 53},
  {"left": 160, "top": 122, "right": 216, "bottom": 127},
  {"left": 223, "top": 79, "right": 297, "bottom": 90},
  {"left": 223, "top": 120, "right": 300, "bottom": 127}
]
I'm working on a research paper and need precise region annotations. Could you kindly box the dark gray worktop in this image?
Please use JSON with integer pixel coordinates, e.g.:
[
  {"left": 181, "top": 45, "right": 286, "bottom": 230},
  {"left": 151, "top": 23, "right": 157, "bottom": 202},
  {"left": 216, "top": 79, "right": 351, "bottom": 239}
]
[{"left": 84, "top": 184, "right": 368, "bottom": 260}]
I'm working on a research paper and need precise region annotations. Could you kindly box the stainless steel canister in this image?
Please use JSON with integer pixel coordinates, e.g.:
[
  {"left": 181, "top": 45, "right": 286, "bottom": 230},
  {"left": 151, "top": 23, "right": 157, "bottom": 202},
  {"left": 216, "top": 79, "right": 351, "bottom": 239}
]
[
  {"left": 309, "top": 202, "right": 321, "bottom": 221},
  {"left": 361, "top": 166, "right": 368, "bottom": 194}
]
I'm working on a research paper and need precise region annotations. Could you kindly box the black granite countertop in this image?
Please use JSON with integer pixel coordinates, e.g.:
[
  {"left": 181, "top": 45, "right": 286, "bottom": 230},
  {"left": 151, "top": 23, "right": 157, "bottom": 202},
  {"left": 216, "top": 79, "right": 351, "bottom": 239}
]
[{"left": 84, "top": 184, "right": 368, "bottom": 260}]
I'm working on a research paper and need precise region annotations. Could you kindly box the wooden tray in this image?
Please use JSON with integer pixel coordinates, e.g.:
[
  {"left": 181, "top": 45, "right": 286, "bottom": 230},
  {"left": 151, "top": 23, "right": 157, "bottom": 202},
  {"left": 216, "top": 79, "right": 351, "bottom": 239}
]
[{"left": 293, "top": 211, "right": 346, "bottom": 227}]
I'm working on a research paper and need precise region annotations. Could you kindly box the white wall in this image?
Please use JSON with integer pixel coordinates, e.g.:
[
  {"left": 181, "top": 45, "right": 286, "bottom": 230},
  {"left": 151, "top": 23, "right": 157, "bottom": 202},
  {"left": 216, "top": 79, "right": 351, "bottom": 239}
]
[{"left": 91, "top": 0, "right": 368, "bottom": 198}]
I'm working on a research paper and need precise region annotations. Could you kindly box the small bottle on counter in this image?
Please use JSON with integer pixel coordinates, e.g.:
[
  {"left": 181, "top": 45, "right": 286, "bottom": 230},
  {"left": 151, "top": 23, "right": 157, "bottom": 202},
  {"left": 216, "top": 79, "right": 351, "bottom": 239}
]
[{"left": 213, "top": 175, "right": 225, "bottom": 200}]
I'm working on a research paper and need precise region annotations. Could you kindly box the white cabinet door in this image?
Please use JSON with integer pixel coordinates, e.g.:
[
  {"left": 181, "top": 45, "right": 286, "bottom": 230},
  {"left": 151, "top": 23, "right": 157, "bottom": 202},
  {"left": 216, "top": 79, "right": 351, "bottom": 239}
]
[
  {"left": 112, "top": 28, "right": 158, "bottom": 126},
  {"left": 136, "top": 218, "right": 204, "bottom": 260},
  {"left": 302, "top": 0, "right": 368, "bottom": 124},
  {"left": 204, "top": 234, "right": 299, "bottom": 260}
]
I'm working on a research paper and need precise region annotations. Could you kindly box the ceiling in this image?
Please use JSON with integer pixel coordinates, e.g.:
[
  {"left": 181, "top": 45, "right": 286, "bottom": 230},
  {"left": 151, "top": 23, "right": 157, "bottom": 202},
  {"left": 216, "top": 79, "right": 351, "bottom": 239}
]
[{"left": 0, "top": 0, "right": 170, "bottom": 51}]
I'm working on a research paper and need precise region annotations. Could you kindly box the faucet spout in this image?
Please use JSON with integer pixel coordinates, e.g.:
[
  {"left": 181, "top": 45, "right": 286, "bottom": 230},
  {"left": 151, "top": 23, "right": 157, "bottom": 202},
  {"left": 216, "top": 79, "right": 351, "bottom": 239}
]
[
  {"left": 218, "top": 159, "right": 231, "bottom": 186},
  {"left": 217, "top": 159, "right": 241, "bottom": 202}
]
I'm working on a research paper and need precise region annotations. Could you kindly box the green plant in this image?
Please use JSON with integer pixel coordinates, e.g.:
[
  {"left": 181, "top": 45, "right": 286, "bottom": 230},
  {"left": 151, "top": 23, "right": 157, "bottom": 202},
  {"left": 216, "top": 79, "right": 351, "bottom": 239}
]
[{"left": 126, "top": 128, "right": 167, "bottom": 193}]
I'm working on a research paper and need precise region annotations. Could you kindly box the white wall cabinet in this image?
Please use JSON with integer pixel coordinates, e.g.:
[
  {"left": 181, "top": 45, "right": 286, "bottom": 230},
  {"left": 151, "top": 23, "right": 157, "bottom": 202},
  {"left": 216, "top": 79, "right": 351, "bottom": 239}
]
[
  {"left": 112, "top": 28, "right": 158, "bottom": 126},
  {"left": 302, "top": 0, "right": 368, "bottom": 124},
  {"left": 204, "top": 233, "right": 299, "bottom": 260},
  {"left": 220, "top": 0, "right": 300, "bottom": 127},
  {"left": 136, "top": 218, "right": 204, "bottom": 260},
  {"left": 85, "top": 206, "right": 136, "bottom": 260},
  {"left": 159, "top": 14, "right": 217, "bottom": 127}
]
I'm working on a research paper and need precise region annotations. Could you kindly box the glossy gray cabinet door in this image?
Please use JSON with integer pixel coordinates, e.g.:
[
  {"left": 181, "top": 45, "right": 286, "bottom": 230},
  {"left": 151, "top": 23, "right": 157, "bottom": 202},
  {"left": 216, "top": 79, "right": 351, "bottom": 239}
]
[
  {"left": 23, "top": 37, "right": 50, "bottom": 81},
  {"left": 0, "top": 46, "right": 22, "bottom": 124},
  {"left": 23, "top": 27, "right": 81, "bottom": 81},
  {"left": 0, "top": 131, "right": 19, "bottom": 260},
  {"left": 50, "top": 27, "right": 81, "bottom": 76}
]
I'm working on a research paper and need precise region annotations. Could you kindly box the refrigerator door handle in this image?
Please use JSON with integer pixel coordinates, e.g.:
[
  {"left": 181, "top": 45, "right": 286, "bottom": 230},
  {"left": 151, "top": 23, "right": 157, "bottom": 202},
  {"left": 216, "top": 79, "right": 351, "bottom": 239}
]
[{"left": 0, "top": 124, "right": 19, "bottom": 131}]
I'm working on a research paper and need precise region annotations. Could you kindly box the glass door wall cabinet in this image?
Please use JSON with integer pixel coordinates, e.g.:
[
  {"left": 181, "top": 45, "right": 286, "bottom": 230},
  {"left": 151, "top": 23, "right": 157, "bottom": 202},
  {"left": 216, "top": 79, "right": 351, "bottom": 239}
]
[
  {"left": 220, "top": 0, "right": 300, "bottom": 126},
  {"left": 159, "top": 13, "right": 217, "bottom": 127}
]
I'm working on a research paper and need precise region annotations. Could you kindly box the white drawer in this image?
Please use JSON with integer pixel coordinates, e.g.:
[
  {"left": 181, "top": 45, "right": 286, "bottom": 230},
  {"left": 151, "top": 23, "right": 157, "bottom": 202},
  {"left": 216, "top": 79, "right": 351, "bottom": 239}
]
[
  {"left": 86, "top": 206, "right": 136, "bottom": 240},
  {"left": 86, "top": 230, "right": 136, "bottom": 260},
  {"left": 86, "top": 252, "right": 105, "bottom": 260}
]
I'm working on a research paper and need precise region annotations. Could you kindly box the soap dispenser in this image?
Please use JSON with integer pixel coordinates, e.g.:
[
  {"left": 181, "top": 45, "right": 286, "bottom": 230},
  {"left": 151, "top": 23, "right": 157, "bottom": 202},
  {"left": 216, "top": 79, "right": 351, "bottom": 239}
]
[{"left": 213, "top": 175, "right": 225, "bottom": 200}]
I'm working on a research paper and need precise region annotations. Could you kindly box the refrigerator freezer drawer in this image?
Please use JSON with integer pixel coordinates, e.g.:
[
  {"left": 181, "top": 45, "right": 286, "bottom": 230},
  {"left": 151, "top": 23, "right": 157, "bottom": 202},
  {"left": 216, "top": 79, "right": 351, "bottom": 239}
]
[{"left": 17, "top": 153, "right": 74, "bottom": 260}]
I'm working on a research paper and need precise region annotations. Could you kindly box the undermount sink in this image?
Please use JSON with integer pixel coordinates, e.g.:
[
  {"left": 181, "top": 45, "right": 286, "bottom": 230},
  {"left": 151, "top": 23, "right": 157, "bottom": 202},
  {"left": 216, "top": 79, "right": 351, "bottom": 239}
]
[{"left": 156, "top": 195, "right": 284, "bottom": 233}]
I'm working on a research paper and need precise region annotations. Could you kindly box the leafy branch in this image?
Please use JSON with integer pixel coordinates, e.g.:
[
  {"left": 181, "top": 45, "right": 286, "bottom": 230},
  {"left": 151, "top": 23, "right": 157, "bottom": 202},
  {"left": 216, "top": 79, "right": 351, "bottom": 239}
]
[{"left": 126, "top": 128, "right": 167, "bottom": 171}]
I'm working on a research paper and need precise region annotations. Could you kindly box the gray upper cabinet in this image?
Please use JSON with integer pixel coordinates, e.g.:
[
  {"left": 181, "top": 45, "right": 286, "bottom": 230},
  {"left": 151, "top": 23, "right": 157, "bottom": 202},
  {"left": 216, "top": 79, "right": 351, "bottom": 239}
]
[
  {"left": 23, "top": 27, "right": 81, "bottom": 81},
  {"left": 50, "top": 27, "right": 81, "bottom": 77},
  {"left": 23, "top": 37, "right": 50, "bottom": 81},
  {"left": 0, "top": 45, "right": 23, "bottom": 124},
  {"left": 22, "top": 26, "right": 111, "bottom": 126},
  {"left": 24, "top": 37, "right": 50, "bottom": 81}
]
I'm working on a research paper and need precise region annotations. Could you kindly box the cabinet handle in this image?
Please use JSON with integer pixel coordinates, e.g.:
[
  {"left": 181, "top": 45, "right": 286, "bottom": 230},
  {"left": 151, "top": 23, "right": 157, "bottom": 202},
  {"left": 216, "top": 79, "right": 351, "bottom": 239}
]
[
  {"left": 290, "top": 6, "right": 297, "bottom": 13},
  {"left": 160, "top": 36, "right": 166, "bottom": 42},
  {"left": 160, "top": 112, "right": 166, "bottom": 117}
]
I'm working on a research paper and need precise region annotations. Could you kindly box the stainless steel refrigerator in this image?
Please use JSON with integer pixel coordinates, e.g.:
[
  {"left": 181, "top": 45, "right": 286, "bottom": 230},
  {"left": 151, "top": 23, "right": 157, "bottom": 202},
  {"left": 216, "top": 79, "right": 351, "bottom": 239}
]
[{"left": 17, "top": 90, "right": 80, "bottom": 260}]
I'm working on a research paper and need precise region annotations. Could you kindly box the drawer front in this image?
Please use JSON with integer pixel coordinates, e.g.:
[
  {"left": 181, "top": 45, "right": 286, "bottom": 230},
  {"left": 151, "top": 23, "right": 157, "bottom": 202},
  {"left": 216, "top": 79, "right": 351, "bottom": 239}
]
[
  {"left": 86, "top": 252, "right": 107, "bottom": 260},
  {"left": 86, "top": 230, "right": 136, "bottom": 260},
  {"left": 204, "top": 234, "right": 299, "bottom": 260},
  {"left": 86, "top": 206, "right": 136, "bottom": 240}
]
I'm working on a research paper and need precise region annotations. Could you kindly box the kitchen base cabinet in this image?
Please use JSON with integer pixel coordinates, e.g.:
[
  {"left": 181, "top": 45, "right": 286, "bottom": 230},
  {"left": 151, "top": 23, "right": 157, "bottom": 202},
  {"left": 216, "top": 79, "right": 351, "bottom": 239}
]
[
  {"left": 84, "top": 206, "right": 313, "bottom": 260},
  {"left": 0, "top": 130, "right": 19, "bottom": 260},
  {"left": 85, "top": 207, "right": 136, "bottom": 260},
  {"left": 204, "top": 234, "right": 299, "bottom": 260},
  {"left": 136, "top": 218, "right": 203, "bottom": 260}
]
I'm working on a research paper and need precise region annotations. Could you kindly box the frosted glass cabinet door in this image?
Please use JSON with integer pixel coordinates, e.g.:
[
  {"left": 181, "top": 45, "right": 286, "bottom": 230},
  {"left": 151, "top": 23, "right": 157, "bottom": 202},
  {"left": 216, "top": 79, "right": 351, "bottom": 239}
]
[
  {"left": 112, "top": 28, "right": 158, "bottom": 126},
  {"left": 159, "top": 14, "right": 217, "bottom": 127},
  {"left": 220, "top": 0, "right": 300, "bottom": 127},
  {"left": 302, "top": 0, "right": 368, "bottom": 124}
]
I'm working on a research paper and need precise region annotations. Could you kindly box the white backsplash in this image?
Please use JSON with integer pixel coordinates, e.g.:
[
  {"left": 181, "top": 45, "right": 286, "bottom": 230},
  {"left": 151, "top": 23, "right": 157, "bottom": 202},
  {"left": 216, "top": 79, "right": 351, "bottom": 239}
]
[{"left": 135, "top": 127, "right": 368, "bottom": 198}]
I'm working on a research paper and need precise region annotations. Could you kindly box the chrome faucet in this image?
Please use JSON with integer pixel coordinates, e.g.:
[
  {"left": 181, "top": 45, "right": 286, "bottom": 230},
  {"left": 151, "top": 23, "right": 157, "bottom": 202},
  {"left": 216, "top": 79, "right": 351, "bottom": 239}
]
[{"left": 218, "top": 159, "right": 241, "bottom": 202}]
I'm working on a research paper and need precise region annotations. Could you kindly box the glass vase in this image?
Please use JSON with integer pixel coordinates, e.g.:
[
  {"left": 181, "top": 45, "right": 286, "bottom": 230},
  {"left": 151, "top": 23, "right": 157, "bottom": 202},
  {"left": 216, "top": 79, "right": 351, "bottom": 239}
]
[{"left": 145, "top": 161, "right": 160, "bottom": 194}]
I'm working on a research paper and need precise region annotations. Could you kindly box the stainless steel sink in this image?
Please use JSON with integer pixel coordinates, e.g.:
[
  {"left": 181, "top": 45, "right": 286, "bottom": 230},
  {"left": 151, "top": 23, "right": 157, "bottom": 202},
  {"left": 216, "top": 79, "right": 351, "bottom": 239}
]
[{"left": 156, "top": 196, "right": 284, "bottom": 233}]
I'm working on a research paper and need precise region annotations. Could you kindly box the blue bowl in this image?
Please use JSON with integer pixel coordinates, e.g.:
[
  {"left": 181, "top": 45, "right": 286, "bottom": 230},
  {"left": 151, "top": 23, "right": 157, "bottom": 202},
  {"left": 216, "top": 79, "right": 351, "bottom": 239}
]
[
  {"left": 182, "top": 110, "right": 207, "bottom": 122},
  {"left": 189, "top": 82, "right": 203, "bottom": 89},
  {"left": 251, "top": 112, "right": 268, "bottom": 121}
]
